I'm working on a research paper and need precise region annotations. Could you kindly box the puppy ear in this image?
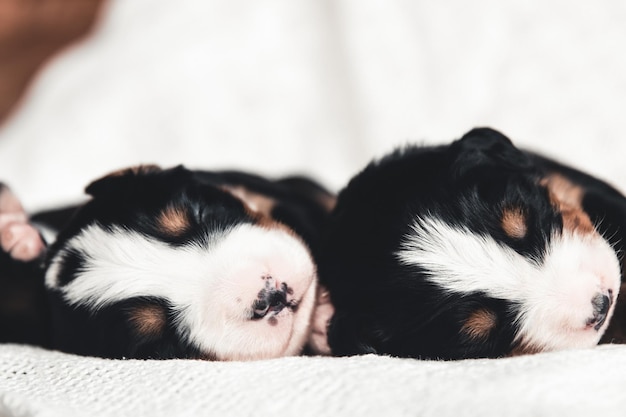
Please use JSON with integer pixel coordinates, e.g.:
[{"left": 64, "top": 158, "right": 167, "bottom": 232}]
[
  {"left": 85, "top": 164, "right": 164, "bottom": 197},
  {"left": 277, "top": 176, "right": 337, "bottom": 213},
  {"left": 450, "top": 127, "right": 533, "bottom": 179}
]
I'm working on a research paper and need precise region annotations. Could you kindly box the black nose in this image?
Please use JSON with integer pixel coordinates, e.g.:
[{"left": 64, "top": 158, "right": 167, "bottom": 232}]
[
  {"left": 588, "top": 293, "right": 612, "bottom": 330},
  {"left": 252, "top": 290, "right": 287, "bottom": 319}
]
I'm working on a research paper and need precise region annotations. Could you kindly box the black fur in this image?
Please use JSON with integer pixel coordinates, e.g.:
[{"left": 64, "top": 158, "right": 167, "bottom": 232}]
[
  {"left": 0, "top": 250, "right": 50, "bottom": 346},
  {"left": 1, "top": 166, "right": 333, "bottom": 359},
  {"left": 319, "top": 127, "right": 626, "bottom": 359}
]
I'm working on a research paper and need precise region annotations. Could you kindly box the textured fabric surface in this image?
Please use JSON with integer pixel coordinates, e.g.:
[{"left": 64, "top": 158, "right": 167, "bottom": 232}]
[{"left": 1, "top": 344, "right": 626, "bottom": 417}]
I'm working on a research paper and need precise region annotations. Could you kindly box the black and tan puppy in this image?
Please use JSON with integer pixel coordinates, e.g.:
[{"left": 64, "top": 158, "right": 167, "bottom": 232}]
[
  {"left": 314, "top": 127, "right": 626, "bottom": 360},
  {"left": 0, "top": 165, "right": 334, "bottom": 360}
]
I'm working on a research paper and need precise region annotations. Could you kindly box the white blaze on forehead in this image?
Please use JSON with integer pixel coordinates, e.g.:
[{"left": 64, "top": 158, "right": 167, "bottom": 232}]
[
  {"left": 396, "top": 215, "right": 621, "bottom": 351},
  {"left": 45, "top": 222, "right": 318, "bottom": 359}
]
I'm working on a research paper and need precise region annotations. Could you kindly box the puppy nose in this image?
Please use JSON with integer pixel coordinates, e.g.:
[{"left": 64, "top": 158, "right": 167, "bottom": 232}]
[
  {"left": 588, "top": 292, "right": 612, "bottom": 330},
  {"left": 252, "top": 290, "right": 287, "bottom": 319}
]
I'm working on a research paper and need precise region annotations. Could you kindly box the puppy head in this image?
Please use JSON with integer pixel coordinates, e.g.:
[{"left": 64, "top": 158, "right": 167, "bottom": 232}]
[
  {"left": 321, "top": 128, "right": 621, "bottom": 359},
  {"left": 45, "top": 165, "right": 317, "bottom": 360}
]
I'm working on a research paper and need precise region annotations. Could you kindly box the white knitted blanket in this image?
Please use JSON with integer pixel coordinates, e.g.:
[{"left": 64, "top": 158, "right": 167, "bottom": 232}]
[
  {"left": 2, "top": 344, "right": 626, "bottom": 417},
  {"left": 1, "top": 1, "right": 626, "bottom": 416}
]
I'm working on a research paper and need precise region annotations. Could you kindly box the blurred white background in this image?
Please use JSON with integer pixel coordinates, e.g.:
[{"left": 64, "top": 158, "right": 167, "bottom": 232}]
[{"left": 0, "top": 0, "right": 625, "bottom": 210}]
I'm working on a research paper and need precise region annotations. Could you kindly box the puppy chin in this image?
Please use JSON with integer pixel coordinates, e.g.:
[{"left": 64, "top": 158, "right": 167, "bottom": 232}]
[
  {"left": 189, "top": 224, "right": 319, "bottom": 361},
  {"left": 212, "top": 278, "right": 318, "bottom": 361}
]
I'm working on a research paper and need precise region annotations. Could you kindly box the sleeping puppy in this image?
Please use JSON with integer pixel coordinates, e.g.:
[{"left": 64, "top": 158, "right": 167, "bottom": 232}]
[
  {"left": 0, "top": 165, "right": 334, "bottom": 361},
  {"left": 313, "top": 127, "right": 626, "bottom": 360}
]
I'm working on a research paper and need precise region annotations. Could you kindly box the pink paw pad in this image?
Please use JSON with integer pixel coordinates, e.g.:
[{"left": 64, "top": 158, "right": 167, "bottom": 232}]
[
  {"left": 1, "top": 222, "right": 46, "bottom": 261},
  {"left": 0, "top": 185, "right": 46, "bottom": 262}
]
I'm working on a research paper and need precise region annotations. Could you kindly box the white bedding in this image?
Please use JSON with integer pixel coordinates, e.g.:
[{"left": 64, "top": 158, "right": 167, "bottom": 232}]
[
  {"left": 1, "top": 344, "right": 625, "bottom": 417},
  {"left": 1, "top": 0, "right": 626, "bottom": 415}
]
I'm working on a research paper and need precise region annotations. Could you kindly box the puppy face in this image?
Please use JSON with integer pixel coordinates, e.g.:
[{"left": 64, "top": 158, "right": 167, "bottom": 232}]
[
  {"left": 320, "top": 128, "right": 622, "bottom": 359},
  {"left": 45, "top": 166, "right": 318, "bottom": 360}
]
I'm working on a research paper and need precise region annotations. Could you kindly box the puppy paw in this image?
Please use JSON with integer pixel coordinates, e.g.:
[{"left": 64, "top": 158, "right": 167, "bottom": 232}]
[
  {"left": 307, "top": 285, "right": 334, "bottom": 355},
  {"left": 0, "top": 184, "right": 46, "bottom": 262}
]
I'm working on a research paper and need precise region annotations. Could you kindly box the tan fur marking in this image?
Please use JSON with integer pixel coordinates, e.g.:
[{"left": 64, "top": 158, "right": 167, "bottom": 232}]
[
  {"left": 540, "top": 174, "right": 584, "bottom": 208},
  {"left": 128, "top": 305, "right": 167, "bottom": 336},
  {"left": 222, "top": 185, "right": 310, "bottom": 250},
  {"left": 541, "top": 173, "right": 595, "bottom": 236},
  {"left": 462, "top": 308, "right": 497, "bottom": 340},
  {"left": 158, "top": 205, "right": 191, "bottom": 236},
  {"left": 315, "top": 192, "right": 337, "bottom": 213},
  {"left": 108, "top": 164, "right": 162, "bottom": 178},
  {"left": 221, "top": 184, "right": 299, "bottom": 236},
  {"left": 255, "top": 215, "right": 304, "bottom": 245},
  {"left": 501, "top": 207, "right": 527, "bottom": 239},
  {"left": 222, "top": 185, "right": 277, "bottom": 218},
  {"left": 560, "top": 206, "right": 595, "bottom": 235}
]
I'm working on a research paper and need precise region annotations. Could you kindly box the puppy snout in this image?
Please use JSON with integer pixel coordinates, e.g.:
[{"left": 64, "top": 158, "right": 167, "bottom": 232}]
[
  {"left": 267, "top": 291, "right": 287, "bottom": 313},
  {"left": 587, "top": 292, "right": 612, "bottom": 330},
  {"left": 252, "top": 290, "right": 287, "bottom": 319}
]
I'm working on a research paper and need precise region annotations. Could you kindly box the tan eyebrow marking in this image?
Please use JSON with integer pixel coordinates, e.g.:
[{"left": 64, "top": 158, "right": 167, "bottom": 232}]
[
  {"left": 462, "top": 308, "right": 497, "bottom": 340},
  {"left": 221, "top": 185, "right": 277, "bottom": 218},
  {"left": 501, "top": 207, "right": 528, "bottom": 239},
  {"left": 540, "top": 173, "right": 594, "bottom": 236},
  {"left": 127, "top": 304, "right": 167, "bottom": 336},
  {"left": 158, "top": 205, "right": 191, "bottom": 236}
]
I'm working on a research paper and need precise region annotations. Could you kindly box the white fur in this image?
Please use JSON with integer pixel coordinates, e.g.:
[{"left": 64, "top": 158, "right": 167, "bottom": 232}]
[
  {"left": 46, "top": 223, "right": 317, "bottom": 360},
  {"left": 396, "top": 215, "right": 621, "bottom": 351}
]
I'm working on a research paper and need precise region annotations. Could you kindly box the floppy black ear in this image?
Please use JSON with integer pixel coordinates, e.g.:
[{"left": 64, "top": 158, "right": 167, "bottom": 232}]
[
  {"left": 450, "top": 127, "right": 533, "bottom": 179},
  {"left": 85, "top": 164, "right": 164, "bottom": 197}
]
